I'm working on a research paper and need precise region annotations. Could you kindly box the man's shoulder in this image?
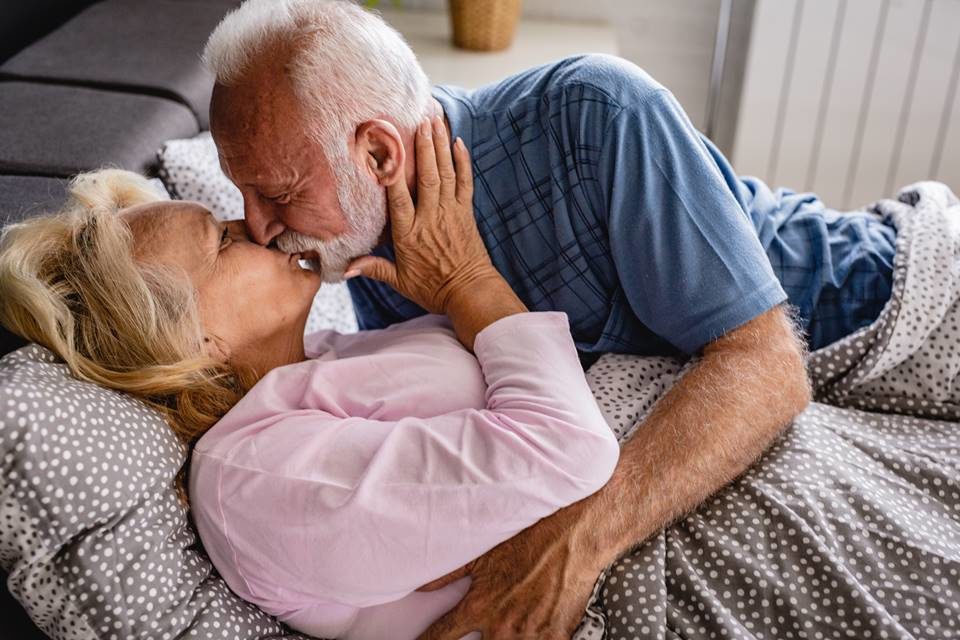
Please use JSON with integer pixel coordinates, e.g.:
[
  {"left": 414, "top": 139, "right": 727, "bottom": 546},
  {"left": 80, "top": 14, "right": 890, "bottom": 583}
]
[
  {"left": 438, "top": 54, "right": 666, "bottom": 116},
  {"left": 544, "top": 54, "right": 666, "bottom": 105}
]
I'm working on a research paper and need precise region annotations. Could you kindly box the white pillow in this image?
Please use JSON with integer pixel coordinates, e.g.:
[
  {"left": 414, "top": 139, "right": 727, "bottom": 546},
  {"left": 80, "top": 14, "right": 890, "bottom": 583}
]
[{"left": 157, "top": 131, "right": 243, "bottom": 221}]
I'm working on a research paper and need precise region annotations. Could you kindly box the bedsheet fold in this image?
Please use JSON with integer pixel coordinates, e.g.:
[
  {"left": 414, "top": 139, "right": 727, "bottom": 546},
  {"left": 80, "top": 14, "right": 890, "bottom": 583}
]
[{"left": 573, "top": 182, "right": 960, "bottom": 640}]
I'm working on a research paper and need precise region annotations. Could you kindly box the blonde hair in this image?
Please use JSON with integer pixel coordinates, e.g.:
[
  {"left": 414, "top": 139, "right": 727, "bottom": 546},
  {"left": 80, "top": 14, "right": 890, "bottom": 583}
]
[{"left": 0, "top": 169, "right": 248, "bottom": 503}]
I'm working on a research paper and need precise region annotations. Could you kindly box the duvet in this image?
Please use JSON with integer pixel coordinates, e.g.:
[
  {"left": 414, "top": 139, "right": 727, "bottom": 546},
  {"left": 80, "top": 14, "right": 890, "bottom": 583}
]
[{"left": 572, "top": 182, "right": 960, "bottom": 640}]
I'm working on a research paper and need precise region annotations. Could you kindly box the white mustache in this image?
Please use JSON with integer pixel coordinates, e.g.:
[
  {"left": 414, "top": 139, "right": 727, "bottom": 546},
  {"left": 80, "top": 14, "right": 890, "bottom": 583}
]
[{"left": 270, "top": 151, "right": 386, "bottom": 283}]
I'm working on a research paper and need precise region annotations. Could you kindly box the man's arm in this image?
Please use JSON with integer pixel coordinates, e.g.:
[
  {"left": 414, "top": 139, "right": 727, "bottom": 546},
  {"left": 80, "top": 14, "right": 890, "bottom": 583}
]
[
  {"left": 416, "top": 304, "right": 812, "bottom": 640},
  {"left": 567, "top": 303, "right": 811, "bottom": 568}
]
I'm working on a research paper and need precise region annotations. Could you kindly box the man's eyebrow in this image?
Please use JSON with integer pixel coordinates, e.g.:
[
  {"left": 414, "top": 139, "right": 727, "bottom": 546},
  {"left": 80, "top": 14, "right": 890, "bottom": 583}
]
[{"left": 245, "top": 181, "right": 290, "bottom": 192}]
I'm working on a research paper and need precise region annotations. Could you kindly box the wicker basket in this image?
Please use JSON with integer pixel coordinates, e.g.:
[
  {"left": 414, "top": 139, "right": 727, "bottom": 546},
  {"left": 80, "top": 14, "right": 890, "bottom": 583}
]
[{"left": 449, "top": 0, "right": 523, "bottom": 52}]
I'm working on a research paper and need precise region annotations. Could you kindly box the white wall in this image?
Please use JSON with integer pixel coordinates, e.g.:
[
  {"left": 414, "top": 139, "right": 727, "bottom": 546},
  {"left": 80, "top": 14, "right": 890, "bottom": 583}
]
[
  {"left": 376, "top": 0, "right": 754, "bottom": 154},
  {"left": 604, "top": 0, "right": 757, "bottom": 154},
  {"left": 376, "top": 7, "right": 618, "bottom": 89},
  {"left": 732, "top": 0, "right": 960, "bottom": 209},
  {"left": 605, "top": 0, "right": 723, "bottom": 130},
  {"left": 381, "top": 0, "right": 607, "bottom": 22}
]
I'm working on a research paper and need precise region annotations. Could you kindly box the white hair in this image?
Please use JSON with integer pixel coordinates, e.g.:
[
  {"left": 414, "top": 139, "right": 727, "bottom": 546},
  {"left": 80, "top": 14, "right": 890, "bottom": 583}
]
[{"left": 202, "top": 0, "right": 432, "bottom": 157}]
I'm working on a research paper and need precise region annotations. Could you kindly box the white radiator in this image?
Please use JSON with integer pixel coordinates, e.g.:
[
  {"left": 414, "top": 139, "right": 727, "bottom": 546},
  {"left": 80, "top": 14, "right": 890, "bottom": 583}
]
[{"left": 731, "top": 0, "right": 960, "bottom": 210}]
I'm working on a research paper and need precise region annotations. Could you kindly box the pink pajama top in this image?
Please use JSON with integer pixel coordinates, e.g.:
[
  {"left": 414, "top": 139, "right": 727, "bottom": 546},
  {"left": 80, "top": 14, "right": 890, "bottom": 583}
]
[{"left": 189, "top": 311, "right": 620, "bottom": 639}]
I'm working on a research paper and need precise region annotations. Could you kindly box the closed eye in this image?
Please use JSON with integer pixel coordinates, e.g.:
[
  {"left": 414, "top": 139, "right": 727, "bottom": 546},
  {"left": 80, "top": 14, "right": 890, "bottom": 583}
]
[{"left": 264, "top": 192, "right": 291, "bottom": 204}]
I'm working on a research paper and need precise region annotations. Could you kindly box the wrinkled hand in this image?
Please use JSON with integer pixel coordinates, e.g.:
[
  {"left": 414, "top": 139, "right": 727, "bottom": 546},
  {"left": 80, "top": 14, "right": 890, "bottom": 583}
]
[
  {"left": 346, "top": 115, "right": 495, "bottom": 314},
  {"left": 415, "top": 505, "right": 606, "bottom": 640}
]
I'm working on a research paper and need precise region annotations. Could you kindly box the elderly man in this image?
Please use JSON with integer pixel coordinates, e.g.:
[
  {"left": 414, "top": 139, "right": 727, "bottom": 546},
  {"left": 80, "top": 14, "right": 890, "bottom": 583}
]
[{"left": 201, "top": 0, "right": 898, "bottom": 637}]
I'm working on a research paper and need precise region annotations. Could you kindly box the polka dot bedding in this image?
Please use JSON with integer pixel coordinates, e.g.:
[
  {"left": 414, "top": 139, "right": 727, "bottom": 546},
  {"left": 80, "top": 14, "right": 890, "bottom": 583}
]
[
  {"left": 572, "top": 182, "right": 960, "bottom": 640},
  {"left": 0, "top": 345, "right": 316, "bottom": 640},
  {"left": 157, "top": 131, "right": 244, "bottom": 223},
  {"left": 2, "top": 168, "right": 957, "bottom": 640}
]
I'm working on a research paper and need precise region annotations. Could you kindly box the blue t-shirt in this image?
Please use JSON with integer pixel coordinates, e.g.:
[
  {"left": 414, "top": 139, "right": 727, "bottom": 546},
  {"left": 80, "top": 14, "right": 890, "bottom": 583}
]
[
  {"left": 740, "top": 180, "right": 895, "bottom": 350},
  {"left": 347, "top": 54, "right": 894, "bottom": 355}
]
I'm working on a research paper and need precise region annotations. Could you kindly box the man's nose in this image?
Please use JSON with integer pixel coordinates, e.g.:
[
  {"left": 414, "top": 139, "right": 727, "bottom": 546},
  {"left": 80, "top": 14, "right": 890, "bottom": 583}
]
[{"left": 243, "top": 199, "right": 285, "bottom": 246}]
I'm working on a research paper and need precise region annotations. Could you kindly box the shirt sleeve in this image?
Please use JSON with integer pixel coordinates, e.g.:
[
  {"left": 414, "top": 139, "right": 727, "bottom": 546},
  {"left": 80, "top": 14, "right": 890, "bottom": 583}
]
[
  {"left": 599, "top": 85, "right": 787, "bottom": 354},
  {"left": 190, "top": 311, "right": 619, "bottom": 637}
]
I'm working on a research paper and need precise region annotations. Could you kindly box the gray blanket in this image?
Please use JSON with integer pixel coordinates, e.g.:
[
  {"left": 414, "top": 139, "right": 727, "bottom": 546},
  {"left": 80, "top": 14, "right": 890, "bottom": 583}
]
[{"left": 574, "top": 182, "right": 960, "bottom": 640}]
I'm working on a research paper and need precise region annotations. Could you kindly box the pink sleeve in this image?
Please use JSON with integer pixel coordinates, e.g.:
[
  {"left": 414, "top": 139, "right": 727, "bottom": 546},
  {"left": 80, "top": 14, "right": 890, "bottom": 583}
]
[{"left": 194, "top": 312, "right": 619, "bottom": 636}]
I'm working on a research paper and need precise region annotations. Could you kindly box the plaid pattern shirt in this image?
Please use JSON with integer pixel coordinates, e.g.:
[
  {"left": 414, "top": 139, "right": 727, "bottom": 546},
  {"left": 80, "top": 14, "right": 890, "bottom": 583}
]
[
  {"left": 348, "top": 55, "right": 895, "bottom": 354},
  {"left": 744, "top": 181, "right": 897, "bottom": 350}
]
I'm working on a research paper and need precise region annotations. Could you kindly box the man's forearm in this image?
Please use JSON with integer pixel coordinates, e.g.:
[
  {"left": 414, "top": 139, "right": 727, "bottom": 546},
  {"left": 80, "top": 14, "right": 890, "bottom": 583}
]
[{"left": 566, "top": 305, "right": 812, "bottom": 568}]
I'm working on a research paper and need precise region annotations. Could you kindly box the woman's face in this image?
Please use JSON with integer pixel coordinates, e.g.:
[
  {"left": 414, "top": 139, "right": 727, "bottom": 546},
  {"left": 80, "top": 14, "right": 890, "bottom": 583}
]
[{"left": 122, "top": 200, "right": 322, "bottom": 376}]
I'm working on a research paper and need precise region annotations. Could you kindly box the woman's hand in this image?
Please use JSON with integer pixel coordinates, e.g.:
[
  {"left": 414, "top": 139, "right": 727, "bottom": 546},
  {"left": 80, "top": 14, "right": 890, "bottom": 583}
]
[{"left": 345, "top": 115, "right": 497, "bottom": 315}]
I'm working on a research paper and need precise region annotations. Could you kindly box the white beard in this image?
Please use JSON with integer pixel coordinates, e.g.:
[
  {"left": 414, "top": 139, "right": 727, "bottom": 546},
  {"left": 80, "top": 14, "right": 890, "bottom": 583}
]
[{"left": 275, "top": 150, "right": 386, "bottom": 283}]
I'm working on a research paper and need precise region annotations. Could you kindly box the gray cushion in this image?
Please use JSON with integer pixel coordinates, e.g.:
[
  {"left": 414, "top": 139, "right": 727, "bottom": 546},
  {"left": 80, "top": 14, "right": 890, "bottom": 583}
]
[
  {"left": 0, "top": 175, "right": 69, "bottom": 227},
  {"left": 0, "top": 0, "right": 98, "bottom": 65},
  {"left": 0, "top": 81, "right": 198, "bottom": 177},
  {"left": 0, "top": 176, "right": 69, "bottom": 361},
  {"left": 0, "top": 344, "right": 315, "bottom": 640},
  {"left": 0, "top": 0, "right": 238, "bottom": 129},
  {"left": 0, "top": 176, "right": 171, "bottom": 230}
]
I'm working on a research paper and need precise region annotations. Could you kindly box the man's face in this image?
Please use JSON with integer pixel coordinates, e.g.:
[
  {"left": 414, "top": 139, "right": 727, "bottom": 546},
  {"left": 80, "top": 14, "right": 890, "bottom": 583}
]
[{"left": 209, "top": 79, "right": 387, "bottom": 282}]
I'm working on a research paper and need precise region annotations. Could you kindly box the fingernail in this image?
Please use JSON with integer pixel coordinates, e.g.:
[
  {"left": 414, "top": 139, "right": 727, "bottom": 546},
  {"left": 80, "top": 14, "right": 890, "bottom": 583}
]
[
  {"left": 420, "top": 120, "right": 431, "bottom": 137},
  {"left": 455, "top": 137, "right": 464, "bottom": 149},
  {"left": 344, "top": 269, "right": 361, "bottom": 279},
  {"left": 434, "top": 114, "right": 444, "bottom": 132}
]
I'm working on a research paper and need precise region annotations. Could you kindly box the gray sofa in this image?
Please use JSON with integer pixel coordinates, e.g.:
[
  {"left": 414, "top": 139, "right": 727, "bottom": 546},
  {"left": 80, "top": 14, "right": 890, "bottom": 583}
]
[
  {"left": 0, "top": 0, "right": 238, "bottom": 636},
  {"left": 0, "top": 0, "right": 237, "bottom": 353}
]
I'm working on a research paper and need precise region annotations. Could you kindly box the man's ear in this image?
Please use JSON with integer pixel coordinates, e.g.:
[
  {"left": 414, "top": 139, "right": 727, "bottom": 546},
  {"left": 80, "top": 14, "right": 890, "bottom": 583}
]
[{"left": 354, "top": 119, "right": 406, "bottom": 187}]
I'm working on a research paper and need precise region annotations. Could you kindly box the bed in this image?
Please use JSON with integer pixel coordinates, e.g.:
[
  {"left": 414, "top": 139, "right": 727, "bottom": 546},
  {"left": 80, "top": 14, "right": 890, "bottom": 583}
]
[{"left": 2, "top": 142, "right": 958, "bottom": 638}]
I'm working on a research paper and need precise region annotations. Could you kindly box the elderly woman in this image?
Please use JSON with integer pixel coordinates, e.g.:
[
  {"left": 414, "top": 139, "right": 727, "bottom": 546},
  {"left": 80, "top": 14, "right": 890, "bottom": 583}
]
[{"left": 0, "top": 121, "right": 619, "bottom": 640}]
